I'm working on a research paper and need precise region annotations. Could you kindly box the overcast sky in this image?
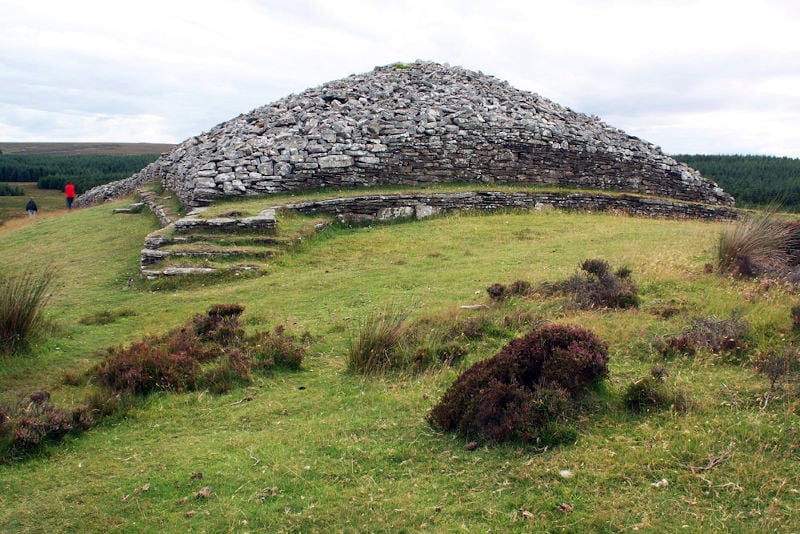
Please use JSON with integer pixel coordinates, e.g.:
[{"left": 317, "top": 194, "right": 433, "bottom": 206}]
[{"left": 2, "top": 0, "right": 799, "bottom": 157}]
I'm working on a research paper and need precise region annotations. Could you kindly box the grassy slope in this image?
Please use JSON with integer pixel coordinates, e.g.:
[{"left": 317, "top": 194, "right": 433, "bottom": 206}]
[
  {"left": 0, "top": 182, "right": 67, "bottom": 225},
  {"left": 0, "top": 198, "right": 798, "bottom": 532}
]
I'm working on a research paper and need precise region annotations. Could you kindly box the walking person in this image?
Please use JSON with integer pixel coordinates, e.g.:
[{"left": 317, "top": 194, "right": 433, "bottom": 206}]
[
  {"left": 26, "top": 198, "right": 38, "bottom": 217},
  {"left": 65, "top": 182, "right": 76, "bottom": 210}
]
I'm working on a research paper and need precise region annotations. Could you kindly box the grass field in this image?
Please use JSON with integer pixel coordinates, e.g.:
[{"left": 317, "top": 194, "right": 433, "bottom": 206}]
[
  {"left": 0, "top": 182, "right": 69, "bottom": 226},
  {"left": 0, "top": 191, "right": 798, "bottom": 532}
]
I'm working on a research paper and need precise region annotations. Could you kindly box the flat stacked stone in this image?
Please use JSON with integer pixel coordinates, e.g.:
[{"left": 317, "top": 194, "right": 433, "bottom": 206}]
[
  {"left": 279, "top": 191, "right": 737, "bottom": 222},
  {"left": 77, "top": 61, "right": 733, "bottom": 210}
]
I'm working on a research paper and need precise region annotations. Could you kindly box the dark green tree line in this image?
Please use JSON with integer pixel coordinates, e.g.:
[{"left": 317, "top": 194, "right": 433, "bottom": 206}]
[
  {"left": 0, "top": 154, "right": 158, "bottom": 194},
  {"left": 674, "top": 155, "right": 800, "bottom": 211}
]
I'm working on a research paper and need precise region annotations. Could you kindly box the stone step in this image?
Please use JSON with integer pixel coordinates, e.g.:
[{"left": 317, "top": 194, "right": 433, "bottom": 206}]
[
  {"left": 113, "top": 202, "right": 145, "bottom": 214},
  {"left": 140, "top": 247, "right": 275, "bottom": 266},
  {"left": 141, "top": 264, "right": 261, "bottom": 279},
  {"left": 173, "top": 209, "right": 277, "bottom": 234},
  {"left": 145, "top": 233, "right": 288, "bottom": 250}
]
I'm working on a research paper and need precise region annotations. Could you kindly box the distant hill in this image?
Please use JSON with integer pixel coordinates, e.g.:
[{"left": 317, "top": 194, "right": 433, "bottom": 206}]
[{"left": 0, "top": 142, "right": 175, "bottom": 156}]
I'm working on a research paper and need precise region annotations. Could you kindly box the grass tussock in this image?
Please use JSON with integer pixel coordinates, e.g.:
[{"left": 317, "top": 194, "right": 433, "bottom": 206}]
[
  {"left": 716, "top": 208, "right": 794, "bottom": 277},
  {"left": 623, "top": 364, "right": 692, "bottom": 413},
  {"left": 0, "top": 269, "right": 53, "bottom": 354},
  {"left": 347, "top": 307, "right": 410, "bottom": 375}
]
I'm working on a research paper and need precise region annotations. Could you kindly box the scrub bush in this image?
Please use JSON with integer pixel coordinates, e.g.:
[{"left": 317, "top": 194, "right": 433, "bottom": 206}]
[
  {"left": 486, "top": 280, "right": 532, "bottom": 301},
  {"left": 248, "top": 325, "right": 308, "bottom": 370},
  {"left": 95, "top": 342, "right": 200, "bottom": 394},
  {"left": 540, "top": 259, "right": 639, "bottom": 309},
  {"left": 486, "top": 283, "right": 507, "bottom": 301},
  {"left": 0, "top": 391, "right": 76, "bottom": 453},
  {"left": 95, "top": 304, "right": 307, "bottom": 394},
  {"left": 428, "top": 324, "right": 608, "bottom": 445},
  {"left": 755, "top": 348, "right": 800, "bottom": 393},
  {"left": 657, "top": 314, "right": 750, "bottom": 361}
]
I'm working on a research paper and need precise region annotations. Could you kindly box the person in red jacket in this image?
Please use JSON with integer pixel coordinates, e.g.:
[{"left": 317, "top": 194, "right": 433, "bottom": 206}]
[{"left": 65, "top": 182, "right": 76, "bottom": 210}]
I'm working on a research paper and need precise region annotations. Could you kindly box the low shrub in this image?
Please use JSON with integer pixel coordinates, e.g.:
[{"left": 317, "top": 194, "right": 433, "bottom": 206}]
[
  {"left": 508, "top": 280, "right": 532, "bottom": 296},
  {"left": 581, "top": 259, "right": 610, "bottom": 278},
  {"left": 657, "top": 334, "right": 697, "bottom": 359},
  {"left": 0, "top": 391, "right": 73, "bottom": 453},
  {"left": 0, "top": 270, "right": 53, "bottom": 354},
  {"left": 487, "top": 280, "right": 532, "bottom": 301},
  {"left": 248, "top": 325, "right": 308, "bottom": 371},
  {"left": 191, "top": 303, "right": 245, "bottom": 344},
  {"left": 755, "top": 348, "right": 800, "bottom": 393},
  {"left": 5, "top": 305, "right": 307, "bottom": 460},
  {"left": 95, "top": 304, "right": 306, "bottom": 394},
  {"left": 657, "top": 313, "right": 750, "bottom": 361},
  {"left": 428, "top": 324, "right": 608, "bottom": 445},
  {"left": 486, "top": 283, "right": 507, "bottom": 301},
  {"left": 683, "top": 314, "right": 750, "bottom": 355},
  {"left": 540, "top": 259, "right": 639, "bottom": 310},
  {"left": 95, "top": 342, "right": 200, "bottom": 394}
]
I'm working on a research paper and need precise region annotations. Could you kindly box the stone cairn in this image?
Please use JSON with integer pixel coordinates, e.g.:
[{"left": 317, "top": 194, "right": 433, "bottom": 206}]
[
  {"left": 77, "top": 61, "right": 733, "bottom": 210},
  {"left": 81, "top": 61, "right": 738, "bottom": 277}
]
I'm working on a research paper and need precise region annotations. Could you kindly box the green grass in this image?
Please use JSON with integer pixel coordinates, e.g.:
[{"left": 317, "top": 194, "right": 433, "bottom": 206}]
[
  {"left": 1, "top": 195, "right": 799, "bottom": 532},
  {"left": 0, "top": 182, "right": 66, "bottom": 225}
]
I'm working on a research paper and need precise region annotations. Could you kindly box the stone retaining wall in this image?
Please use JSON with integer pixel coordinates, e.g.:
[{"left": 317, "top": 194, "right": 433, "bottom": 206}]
[{"left": 280, "top": 191, "right": 738, "bottom": 222}]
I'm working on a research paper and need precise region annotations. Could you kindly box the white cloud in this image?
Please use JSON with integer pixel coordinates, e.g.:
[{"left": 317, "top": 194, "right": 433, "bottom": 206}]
[
  {"left": 1, "top": 0, "right": 799, "bottom": 156},
  {"left": 0, "top": 104, "right": 174, "bottom": 143}
]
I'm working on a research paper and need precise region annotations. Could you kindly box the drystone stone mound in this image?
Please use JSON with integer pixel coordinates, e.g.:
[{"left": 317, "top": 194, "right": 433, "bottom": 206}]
[{"left": 76, "top": 61, "right": 733, "bottom": 209}]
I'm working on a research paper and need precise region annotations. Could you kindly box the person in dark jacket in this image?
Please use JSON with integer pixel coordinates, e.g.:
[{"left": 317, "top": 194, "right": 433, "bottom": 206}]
[
  {"left": 26, "top": 198, "right": 38, "bottom": 217},
  {"left": 65, "top": 182, "right": 76, "bottom": 210}
]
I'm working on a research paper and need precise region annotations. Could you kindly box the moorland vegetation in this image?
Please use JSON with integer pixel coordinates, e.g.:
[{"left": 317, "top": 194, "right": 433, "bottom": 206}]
[{"left": 0, "top": 182, "right": 799, "bottom": 531}]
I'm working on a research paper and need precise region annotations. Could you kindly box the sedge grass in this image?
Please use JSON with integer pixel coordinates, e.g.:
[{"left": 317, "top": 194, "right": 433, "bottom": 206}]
[
  {"left": 717, "top": 207, "right": 793, "bottom": 274},
  {"left": 0, "top": 269, "right": 53, "bottom": 354}
]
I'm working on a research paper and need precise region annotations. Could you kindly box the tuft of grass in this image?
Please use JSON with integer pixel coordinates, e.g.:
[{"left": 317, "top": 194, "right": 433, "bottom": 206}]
[
  {"left": 347, "top": 307, "right": 409, "bottom": 375},
  {"left": 623, "top": 364, "right": 692, "bottom": 413},
  {"left": 0, "top": 269, "right": 53, "bottom": 354},
  {"left": 716, "top": 208, "right": 793, "bottom": 276}
]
